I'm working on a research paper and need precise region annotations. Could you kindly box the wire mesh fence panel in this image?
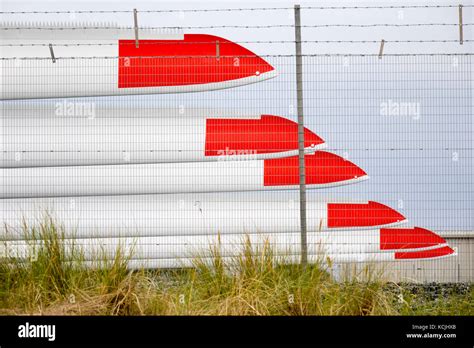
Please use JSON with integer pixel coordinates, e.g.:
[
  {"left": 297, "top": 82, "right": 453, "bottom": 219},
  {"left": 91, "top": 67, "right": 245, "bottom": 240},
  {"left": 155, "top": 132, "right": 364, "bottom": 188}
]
[{"left": 0, "top": 4, "right": 472, "bottom": 282}]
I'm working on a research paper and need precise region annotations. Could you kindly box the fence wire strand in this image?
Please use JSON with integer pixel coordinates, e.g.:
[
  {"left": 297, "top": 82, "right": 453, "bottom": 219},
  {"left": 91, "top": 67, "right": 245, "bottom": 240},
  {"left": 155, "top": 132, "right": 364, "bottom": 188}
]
[{"left": 1, "top": 4, "right": 473, "bottom": 14}]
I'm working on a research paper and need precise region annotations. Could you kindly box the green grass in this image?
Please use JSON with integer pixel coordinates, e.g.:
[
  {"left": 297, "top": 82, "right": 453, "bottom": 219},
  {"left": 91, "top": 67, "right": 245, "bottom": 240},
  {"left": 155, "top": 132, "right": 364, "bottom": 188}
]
[
  {"left": 0, "top": 218, "right": 472, "bottom": 315},
  {"left": 395, "top": 284, "right": 474, "bottom": 315}
]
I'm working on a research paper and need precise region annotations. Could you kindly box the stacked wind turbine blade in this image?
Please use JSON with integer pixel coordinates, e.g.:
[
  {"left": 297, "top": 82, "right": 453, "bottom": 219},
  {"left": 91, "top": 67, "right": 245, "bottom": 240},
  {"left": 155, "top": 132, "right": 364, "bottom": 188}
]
[
  {"left": 0, "top": 152, "right": 368, "bottom": 198},
  {"left": 0, "top": 227, "right": 453, "bottom": 261},
  {"left": 107, "top": 244, "right": 458, "bottom": 270},
  {"left": 1, "top": 106, "right": 325, "bottom": 167},
  {"left": 0, "top": 194, "right": 407, "bottom": 240},
  {"left": 0, "top": 22, "right": 277, "bottom": 99}
]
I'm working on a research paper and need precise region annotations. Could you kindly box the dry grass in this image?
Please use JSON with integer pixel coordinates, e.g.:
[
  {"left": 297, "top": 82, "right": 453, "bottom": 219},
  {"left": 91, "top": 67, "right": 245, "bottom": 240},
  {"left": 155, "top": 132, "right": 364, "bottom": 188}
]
[{"left": 0, "top": 218, "right": 471, "bottom": 316}]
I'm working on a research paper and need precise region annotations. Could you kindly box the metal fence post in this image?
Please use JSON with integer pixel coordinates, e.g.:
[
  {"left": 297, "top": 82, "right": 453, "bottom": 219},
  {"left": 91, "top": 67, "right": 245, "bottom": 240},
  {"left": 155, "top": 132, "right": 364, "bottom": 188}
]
[
  {"left": 294, "top": 4, "right": 308, "bottom": 266},
  {"left": 134, "top": 9, "right": 139, "bottom": 48}
]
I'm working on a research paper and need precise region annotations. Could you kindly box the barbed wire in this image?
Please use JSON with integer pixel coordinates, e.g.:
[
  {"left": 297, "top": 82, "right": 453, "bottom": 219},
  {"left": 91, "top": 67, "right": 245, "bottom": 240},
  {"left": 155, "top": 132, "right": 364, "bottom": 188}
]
[
  {"left": 0, "top": 4, "right": 473, "bottom": 14},
  {"left": 1, "top": 39, "right": 472, "bottom": 47},
  {"left": 2, "top": 148, "right": 471, "bottom": 152},
  {"left": 303, "top": 5, "right": 472, "bottom": 10},
  {"left": 1, "top": 53, "right": 472, "bottom": 60},
  {"left": 1, "top": 23, "right": 471, "bottom": 30}
]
